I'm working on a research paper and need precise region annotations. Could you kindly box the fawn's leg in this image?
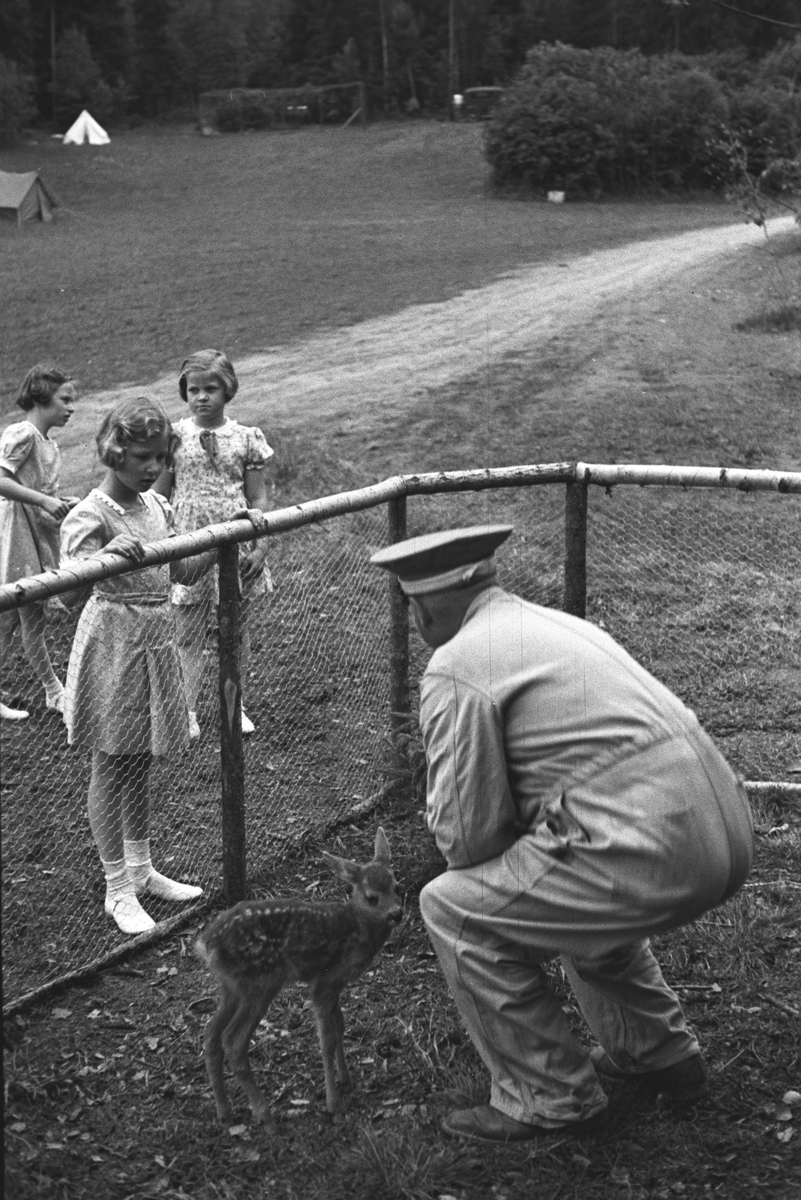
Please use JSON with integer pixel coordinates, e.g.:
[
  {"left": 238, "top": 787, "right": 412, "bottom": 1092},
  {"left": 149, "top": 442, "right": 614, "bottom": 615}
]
[
  {"left": 310, "top": 983, "right": 349, "bottom": 1114},
  {"left": 204, "top": 981, "right": 240, "bottom": 1124},
  {"left": 331, "top": 999, "right": 352, "bottom": 1091},
  {"left": 222, "top": 979, "right": 283, "bottom": 1126}
]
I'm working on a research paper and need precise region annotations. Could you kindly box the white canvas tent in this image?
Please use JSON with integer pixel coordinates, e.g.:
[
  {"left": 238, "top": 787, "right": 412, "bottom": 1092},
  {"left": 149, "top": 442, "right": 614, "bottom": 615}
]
[
  {"left": 62, "top": 109, "right": 110, "bottom": 145},
  {"left": 0, "top": 171, "right": 58, "bottom": 224}
]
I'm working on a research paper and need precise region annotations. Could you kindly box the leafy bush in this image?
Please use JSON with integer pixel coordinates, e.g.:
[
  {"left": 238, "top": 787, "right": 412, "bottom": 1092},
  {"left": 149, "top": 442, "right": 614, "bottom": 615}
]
[
  {"left": 0, "top": 54, "right": 35, "bottom": 146},
  {"left": 485, "top": 41, "right": 799, "bottom": 198}
]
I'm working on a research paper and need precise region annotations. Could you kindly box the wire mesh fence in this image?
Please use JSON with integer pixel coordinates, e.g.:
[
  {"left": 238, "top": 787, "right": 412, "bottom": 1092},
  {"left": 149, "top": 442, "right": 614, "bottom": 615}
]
[
  {"left": 2, "top": 463, "right": 800, "bottom": 1010},
  {"left": 198, "top": 84, "right": 366, "bottom": 135}
]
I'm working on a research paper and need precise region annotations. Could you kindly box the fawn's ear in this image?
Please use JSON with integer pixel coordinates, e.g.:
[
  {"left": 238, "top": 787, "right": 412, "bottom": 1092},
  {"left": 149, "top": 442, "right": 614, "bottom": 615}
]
[
  {"left": 321, "top": 850, "right": 361, "bottom": 885},
  {"left": 373, "top": 826, "right": 391, "bottom": 866}
]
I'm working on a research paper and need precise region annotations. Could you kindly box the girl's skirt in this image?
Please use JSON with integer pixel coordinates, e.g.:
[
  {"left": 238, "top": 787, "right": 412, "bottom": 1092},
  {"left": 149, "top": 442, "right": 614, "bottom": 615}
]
[{"left": 65, "top": 593, "right": 189, "bottom": 756}]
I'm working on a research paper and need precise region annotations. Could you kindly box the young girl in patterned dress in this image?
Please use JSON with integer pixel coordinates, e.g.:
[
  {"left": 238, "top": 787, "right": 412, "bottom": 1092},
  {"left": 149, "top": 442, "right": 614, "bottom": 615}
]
[
  {"left": 61, "top": 396, "right": 215, "bottom": 935},
  {"left": 155, "top": 349, "right": 273, "bottom": 739},
  {"left": 0, "top": 364, "right": 80, "bottom": 720}
]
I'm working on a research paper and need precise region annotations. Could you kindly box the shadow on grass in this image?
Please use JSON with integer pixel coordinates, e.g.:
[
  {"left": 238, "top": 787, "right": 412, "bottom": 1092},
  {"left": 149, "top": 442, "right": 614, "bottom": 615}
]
[{"left": 735, "top": 303, "right": 801, "bottom": 333}]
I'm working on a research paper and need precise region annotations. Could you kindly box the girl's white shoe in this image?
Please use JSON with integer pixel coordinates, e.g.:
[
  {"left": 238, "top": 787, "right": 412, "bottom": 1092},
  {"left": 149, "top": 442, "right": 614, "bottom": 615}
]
[
  {"left": 134, "top": 869, "right": 203, "bottom": 903},
  {"left": 240, "top": 708, "right": 255, "bottom": 735},
  {"left": 188, "top": 710, "right": 201, "bottom": 739},
  {"left": 105, "top": 892, "right": 156, "bottom": 935},
  {"left": 1, "top": 701, "right": 29, "bottom": 721}
]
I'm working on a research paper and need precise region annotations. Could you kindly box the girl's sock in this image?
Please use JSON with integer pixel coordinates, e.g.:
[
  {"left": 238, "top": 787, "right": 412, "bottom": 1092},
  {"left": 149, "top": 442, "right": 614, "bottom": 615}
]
[
  {"left": 124, "top": 839, "right": 203, "bottom": 902},
  {"left": 102, "top": 857, "right": 155, "bottom": 935}
]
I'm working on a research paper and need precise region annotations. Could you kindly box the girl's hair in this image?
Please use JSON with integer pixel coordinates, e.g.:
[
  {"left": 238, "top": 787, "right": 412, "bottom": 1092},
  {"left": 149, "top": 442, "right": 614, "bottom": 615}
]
[
  {"left": 178, "top": 349, "right": 238, "bottom": 402},
  {"left": 16, "top": 364, "right": 74, "bottom": 411},
  {"left": 96, "top": 396, "right": 180, "bottom": 469}
]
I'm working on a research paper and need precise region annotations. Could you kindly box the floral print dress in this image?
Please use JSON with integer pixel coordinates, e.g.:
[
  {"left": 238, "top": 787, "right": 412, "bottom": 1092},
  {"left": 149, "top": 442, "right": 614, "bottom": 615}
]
[{"left": 170, "top": 416, "right": 273, "bottom": 606}]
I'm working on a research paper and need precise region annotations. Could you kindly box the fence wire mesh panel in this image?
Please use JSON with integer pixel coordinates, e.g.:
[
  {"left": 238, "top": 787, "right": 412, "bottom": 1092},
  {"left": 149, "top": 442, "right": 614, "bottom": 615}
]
[
  {"left": 3, "top": 467, "right": 800, "bottom": 1009},
  {"left": 405, "top": 486, "right": 566, "bottom": 606},
  {"left": 200, "top": 508, "right": 392, "bottom": 880},
  {"left": 585, "top": 486, "right": 801, "bottom": 780},
  {"left": 1, "top": 593, "right": 222, "bottom": 1006},
  {"left": 1, "top": 506, "right": 393, "bottom": 1006}
]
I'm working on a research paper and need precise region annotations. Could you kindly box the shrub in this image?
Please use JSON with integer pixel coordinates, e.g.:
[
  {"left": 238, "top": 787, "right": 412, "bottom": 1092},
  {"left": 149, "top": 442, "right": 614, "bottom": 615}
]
[
  {"left": 485, "top": 41, "right": 796, "bottom": 198},
  {"left": 0, "top": 54, "right": 35, "bottom": 146}
]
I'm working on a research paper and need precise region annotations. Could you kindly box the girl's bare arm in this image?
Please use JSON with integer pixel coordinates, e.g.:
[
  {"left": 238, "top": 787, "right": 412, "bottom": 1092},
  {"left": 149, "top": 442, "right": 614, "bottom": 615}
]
[
  {"left": 0, "top": 467, "right": 74, "bottom": 521},
  {"left": 240, "top": 467, "right": 270, "bottom": 582}
]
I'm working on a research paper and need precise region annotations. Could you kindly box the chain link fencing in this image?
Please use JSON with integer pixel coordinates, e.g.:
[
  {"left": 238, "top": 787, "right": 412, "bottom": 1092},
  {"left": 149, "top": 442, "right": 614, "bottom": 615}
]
[{"left": 2, "top": 464, "right": 800, "bottom": 1011}]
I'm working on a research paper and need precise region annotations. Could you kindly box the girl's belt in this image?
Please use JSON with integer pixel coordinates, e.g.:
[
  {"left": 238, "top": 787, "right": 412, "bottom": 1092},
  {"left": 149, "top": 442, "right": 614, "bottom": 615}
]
[{"left": 95, "top": 592, "right": 169, "bottom": 605}]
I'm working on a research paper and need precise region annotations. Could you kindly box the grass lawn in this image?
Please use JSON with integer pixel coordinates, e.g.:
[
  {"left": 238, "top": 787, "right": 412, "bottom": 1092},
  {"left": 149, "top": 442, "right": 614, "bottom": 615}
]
[
  {"left": 2, "top": 121, "right": 800, "bottom": 1200},
  {"left": 0, "top": 121, "right": 739, "bottom": 406}
]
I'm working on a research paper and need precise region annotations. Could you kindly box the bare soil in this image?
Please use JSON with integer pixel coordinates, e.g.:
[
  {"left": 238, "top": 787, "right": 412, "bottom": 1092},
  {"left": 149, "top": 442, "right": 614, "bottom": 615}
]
[{"left": 53, "top": 214, "right": 799, "bottom": 494}]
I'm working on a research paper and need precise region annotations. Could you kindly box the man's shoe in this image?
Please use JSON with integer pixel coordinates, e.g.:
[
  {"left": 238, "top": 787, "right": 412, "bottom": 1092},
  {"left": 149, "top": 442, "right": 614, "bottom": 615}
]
[
  {"left": 441, "top": 1103, "right": 610, "bottom": 1144},
  {"left": 591, "top": 1047, "right": 709, "bottom": 1105}
]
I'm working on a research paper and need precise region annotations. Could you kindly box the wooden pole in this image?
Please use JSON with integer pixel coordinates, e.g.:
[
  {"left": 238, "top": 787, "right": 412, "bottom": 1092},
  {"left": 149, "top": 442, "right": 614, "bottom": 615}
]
[
  {"left": 217, "top": 544, "right": 246, "bottom": 905},
  {"left": 51, "top": 3, "right": 57, "bottom": 122},
  {"left": 378, "top": 0, "right": 389, "bottom": 116},
  {"left": 448, "top": 0, "right": 455, "bottom": 117},
  {"left": 388, "top": 495, "right": 409, "bottom": 733},
  {"left": 564, "top": 479, "right": 588, "bottom": 618}
]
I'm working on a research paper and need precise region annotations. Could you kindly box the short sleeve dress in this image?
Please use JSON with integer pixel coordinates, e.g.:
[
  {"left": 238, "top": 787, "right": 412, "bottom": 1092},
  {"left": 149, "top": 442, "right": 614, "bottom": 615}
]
[
  {"left": 0, "top": 420, "right": 64, "bottom": 632},
  {"left": 170, "top": 416, "right": 273, "bottom": 607},
  {"left": 0, "top": 419, "right": 63, "bottom": 574},
  {"left": 61, "top": 489, "right": 189, "bottom": 756}
]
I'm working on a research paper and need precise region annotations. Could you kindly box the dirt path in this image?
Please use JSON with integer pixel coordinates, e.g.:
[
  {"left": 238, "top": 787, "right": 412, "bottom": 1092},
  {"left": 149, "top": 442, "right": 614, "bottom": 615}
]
[{"left": 58, "top": 215, "right": 795, "bottom": 490}]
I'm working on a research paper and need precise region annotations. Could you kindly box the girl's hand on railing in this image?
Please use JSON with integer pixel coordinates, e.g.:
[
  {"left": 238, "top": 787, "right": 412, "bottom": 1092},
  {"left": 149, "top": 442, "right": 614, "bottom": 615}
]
[{"left": 102, "top": 535, "right": 146, "bottom": 562}]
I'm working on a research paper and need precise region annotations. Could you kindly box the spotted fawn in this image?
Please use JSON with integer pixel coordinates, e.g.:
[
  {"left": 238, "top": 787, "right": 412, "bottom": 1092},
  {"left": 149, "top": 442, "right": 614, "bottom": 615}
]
[{"left": 195, "top": 827, "right": 403, "bottom": 1126}]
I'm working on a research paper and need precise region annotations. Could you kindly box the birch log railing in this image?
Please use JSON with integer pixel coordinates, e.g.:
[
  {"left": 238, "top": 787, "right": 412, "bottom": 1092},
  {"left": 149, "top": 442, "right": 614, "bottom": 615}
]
[{"left": 2, "top": 459, "right": 800, "bottom": 1011}]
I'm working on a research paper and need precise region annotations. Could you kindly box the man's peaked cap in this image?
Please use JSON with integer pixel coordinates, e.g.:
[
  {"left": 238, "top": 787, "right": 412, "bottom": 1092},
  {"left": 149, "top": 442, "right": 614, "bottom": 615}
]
[{"left": 370, "top": 525, "right": 512, "bottom": 594}]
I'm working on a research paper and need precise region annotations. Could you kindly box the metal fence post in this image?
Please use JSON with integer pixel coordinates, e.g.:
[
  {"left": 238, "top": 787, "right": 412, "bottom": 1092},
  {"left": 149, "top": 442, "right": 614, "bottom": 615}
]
[
  {"left": 218, "top": 543, "right": 246, "bottom": 904},
  {"left": 388, "top": 495, "right": 410, "bottom": 733},
  {"left": 564, "top": 479, "right": 588, "bottom": 618}
]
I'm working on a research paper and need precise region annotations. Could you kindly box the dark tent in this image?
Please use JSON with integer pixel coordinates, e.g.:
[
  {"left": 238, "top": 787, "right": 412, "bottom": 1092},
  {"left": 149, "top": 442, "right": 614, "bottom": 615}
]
[{"left": 0, "top": 171, "right": 58, "bottom": 224}]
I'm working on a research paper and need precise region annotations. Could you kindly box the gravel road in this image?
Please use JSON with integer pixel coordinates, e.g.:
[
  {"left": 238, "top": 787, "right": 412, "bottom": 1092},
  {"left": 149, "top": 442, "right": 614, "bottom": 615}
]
[{"left": 58, "top": 215, "right": 795, "bottom": 489}]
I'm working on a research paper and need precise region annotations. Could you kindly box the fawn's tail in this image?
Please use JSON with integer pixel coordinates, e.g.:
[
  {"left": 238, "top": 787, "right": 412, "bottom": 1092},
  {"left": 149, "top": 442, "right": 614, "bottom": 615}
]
[{"left": 194, "top": 931, "right": 214, "bottom": 967}]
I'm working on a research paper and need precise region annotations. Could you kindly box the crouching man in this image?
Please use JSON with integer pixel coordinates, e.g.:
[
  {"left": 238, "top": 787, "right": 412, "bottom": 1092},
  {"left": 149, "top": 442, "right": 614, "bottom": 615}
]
[{"left": 370, "top": 524, "right": 753, "bottom": 1144}]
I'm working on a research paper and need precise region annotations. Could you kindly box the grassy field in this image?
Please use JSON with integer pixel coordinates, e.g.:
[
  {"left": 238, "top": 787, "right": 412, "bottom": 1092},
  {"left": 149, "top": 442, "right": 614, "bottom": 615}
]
[
  {"left": 3, "top": 122, "right": 801, "bottom": 1200},
  {"left": 0, "top": 121, "right": 741, "bottom": 407}
]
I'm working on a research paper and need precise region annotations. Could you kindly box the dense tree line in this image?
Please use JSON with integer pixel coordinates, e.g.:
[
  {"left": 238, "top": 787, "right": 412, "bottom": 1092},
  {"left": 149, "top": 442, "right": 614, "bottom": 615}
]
[
  {"left": 485, "top": 39, "right": 801, "bottom": 198},
  {"left": 1, "top": 0, "right": 800, "bottom": 135}
]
